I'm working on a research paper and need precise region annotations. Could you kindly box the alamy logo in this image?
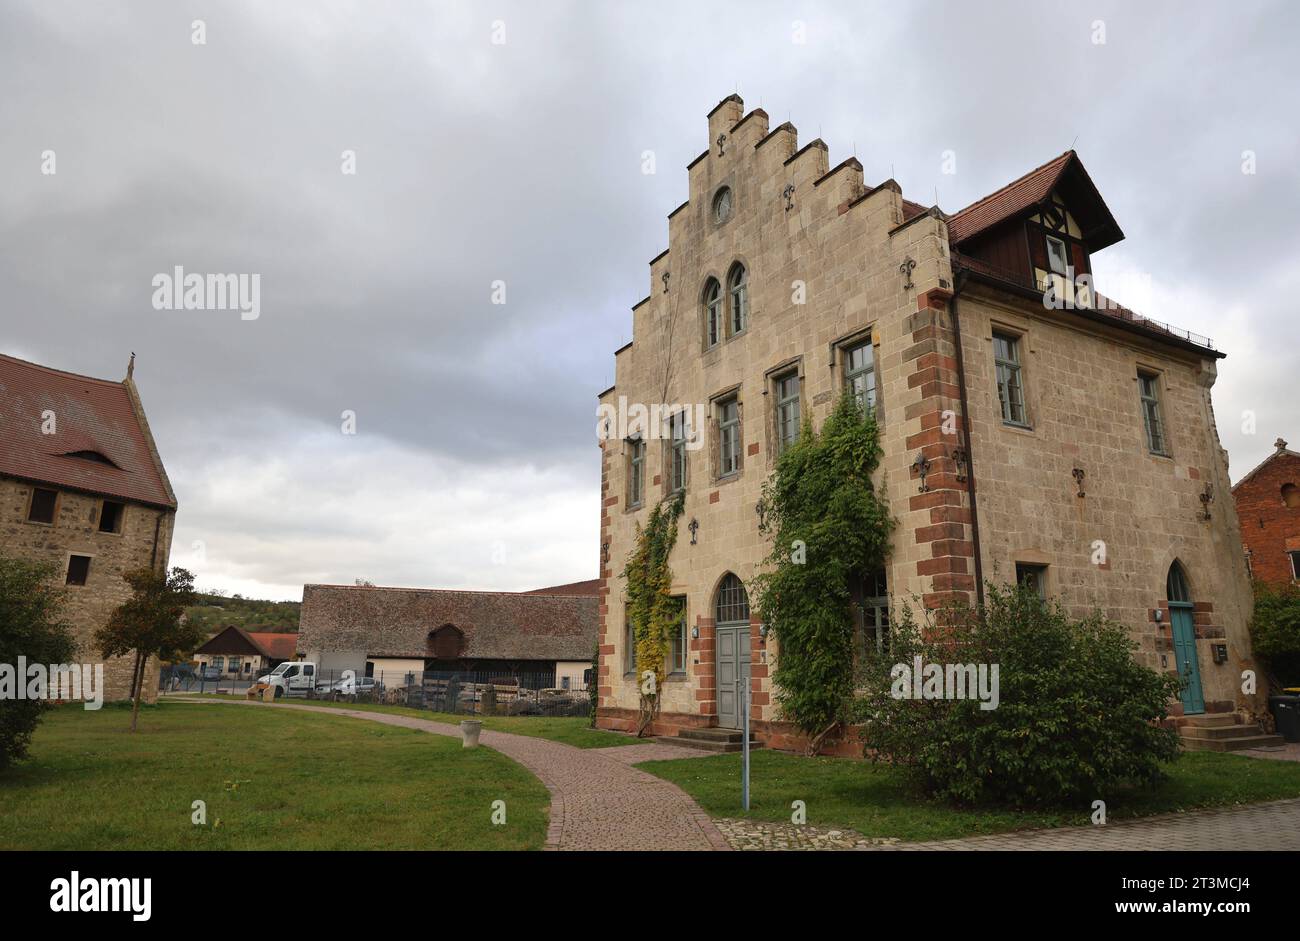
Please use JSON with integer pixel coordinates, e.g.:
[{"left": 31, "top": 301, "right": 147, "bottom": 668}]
[
  {"left": 151, "top": 266, "right": 260, "bottom": 320},
  {"left": 0, "top": 659, "right": 103, "bottom": 710},
  {"left": 890, "top": 656, "right": 1000, "bottom": 710},
  {"left": 595, "top": 396, "right": 707, "bottom": 450},
  {"left": 49, "top": 871, "right": 151, "bottom": 921}
]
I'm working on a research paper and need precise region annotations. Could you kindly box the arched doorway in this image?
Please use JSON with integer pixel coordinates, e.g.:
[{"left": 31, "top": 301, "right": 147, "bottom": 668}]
[
  {"left": 714, "top": 573, "right": 751, "bottom": 729},
  {"left": 1167, "top": 562, "right": 1204, "bottom": 715}
]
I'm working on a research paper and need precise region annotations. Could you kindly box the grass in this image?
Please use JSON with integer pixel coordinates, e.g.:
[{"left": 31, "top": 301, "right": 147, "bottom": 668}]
[
  {"left": 638, "top": 748, "right": 1300, "bottom": 843},
  {"left": 166, "top": 692, "right": 639, "bottom": 749},
  {"left": 0, "top": 701, "right": 549, "bottom": 850}
]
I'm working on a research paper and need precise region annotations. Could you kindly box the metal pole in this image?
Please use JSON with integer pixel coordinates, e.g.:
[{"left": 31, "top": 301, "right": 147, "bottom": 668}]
[{"left": 741, "top": 678, "right": 750, "bottom": 811}]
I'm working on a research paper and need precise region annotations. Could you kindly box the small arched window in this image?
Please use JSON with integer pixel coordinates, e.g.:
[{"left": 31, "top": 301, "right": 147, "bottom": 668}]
[
  {"left": 1282, "top": 483, "right": 1300, "bottom": 508},
  {"left": 427, "top": 625, "right": 464, "bottom": 659},
  {"left": 703, "top": 278, "right": 722, "bottom": 348},
  {"left": 712, "top": 186, "right": 733, "bottom": 223},
  {"left": 715, "top": 573, "right": 750, "bottom": 624},
  {"left": 727, "top": 263, "right": 748, "bottom": 336},
  {"left": 1167, "top": 562, "right": 1192, "bottom": 604}
]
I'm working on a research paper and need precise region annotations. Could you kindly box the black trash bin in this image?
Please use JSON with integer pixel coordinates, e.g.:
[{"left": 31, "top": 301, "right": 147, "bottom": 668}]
[{"left": 1268, "top": 694, "right": 1300, "bottom": 743}]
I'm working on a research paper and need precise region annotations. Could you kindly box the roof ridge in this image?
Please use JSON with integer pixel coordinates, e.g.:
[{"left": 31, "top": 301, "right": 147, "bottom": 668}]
[
  {"left": 304, "top": 583, "right": 593, "bottom": 598},
  {"left": 0, "top": 351, "right": 123, "bottom": 387},
  {"left": 949, "top": 150, "right": 1074, "bottom": 221}
]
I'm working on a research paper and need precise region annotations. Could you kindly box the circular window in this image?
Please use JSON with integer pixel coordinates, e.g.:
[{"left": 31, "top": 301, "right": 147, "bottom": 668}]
[{"left": 712, "top": 187, "right": 733, "bottom": 223}]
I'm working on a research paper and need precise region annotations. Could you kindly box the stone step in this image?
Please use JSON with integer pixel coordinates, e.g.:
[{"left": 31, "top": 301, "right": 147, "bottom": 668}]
[
  {"left": 1180, "top": 723, "right": 1264, "bottom": 740},
  {"left": 1179, "top": 733, "right": 1286, "bottom": 752},
  {"left": 678, "top": 727, "right": 754, "bottom": 744},
  {"left": 1180, "top": 714, "right": 1241, "bottom": 729},
  {"left": 654, "top": 732, "right": 763, "bottom": 753}
]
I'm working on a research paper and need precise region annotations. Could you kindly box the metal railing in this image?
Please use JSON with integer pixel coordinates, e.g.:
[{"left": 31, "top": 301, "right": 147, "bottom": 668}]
[{"left": 162, "top": 666, "right": 593, "bottom": 718}]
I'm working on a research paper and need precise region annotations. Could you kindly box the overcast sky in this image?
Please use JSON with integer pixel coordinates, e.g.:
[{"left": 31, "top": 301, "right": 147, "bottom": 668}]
[{"left": 2, "top": 1, "right": 1296, "bottom": 601}]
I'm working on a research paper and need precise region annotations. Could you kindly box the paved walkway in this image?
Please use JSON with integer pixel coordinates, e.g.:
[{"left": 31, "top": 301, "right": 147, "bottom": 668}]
[
  {"left": 871, "top": 798, "right": 1300, "bottom": 851},
  {"left": 181, "top": 699, "right": 728, "bottom": 851}
]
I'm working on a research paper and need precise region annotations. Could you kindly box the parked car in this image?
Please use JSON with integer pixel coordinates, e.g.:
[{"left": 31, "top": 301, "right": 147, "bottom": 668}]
[
  {"left": 198, "top": 666, "right": 221, "bottom": 682},
  {"left": 314, "top": 675, "right": 383, "bottom": 697},
  {"left": 256, "top": 661, "right": 318, "bottom": 698}
]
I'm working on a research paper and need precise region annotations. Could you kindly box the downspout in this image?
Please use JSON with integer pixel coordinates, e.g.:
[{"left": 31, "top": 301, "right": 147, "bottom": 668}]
[{"left": 949, "top": 268, "right": 985, "bottom": 606}]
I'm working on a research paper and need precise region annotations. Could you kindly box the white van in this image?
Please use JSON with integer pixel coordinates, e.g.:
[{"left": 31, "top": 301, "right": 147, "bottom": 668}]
[{"left": 257, "top": 661, "right": 317, "bottom": 698}]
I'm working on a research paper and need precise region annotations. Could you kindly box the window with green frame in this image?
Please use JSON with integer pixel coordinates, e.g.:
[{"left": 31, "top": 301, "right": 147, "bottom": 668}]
[
  {"left": 775, "top": 373, "right": 800, "bottom": 454},
  {"left": 1138, "top": 372, "right": 1168, "bottom": 455},
  {"left": 728, "top": 264, "right": 748, "bottom": 335},
  {"left": 627, "top": 437, "right": 645, "bottom": 507},
  {"left": 669, "top": 598, "right": 687, "bottom": 674},
  {"left": 860, "top": 567, "right": 890, "bottom": 656},
  {"left": 670, "top": 412, "right": 688, "bottom": 492},
  {"left": 844, "top": 340, "right": 877, "bottom": 415},
  {"left": 718, "top": 396, "right": 740, "bottom": 477},
  {"left": 993, "top": 332, "right": 1028, "bottom": 426}
]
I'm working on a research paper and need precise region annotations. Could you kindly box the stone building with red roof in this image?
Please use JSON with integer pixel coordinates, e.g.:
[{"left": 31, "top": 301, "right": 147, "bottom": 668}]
[
  {"left": 596, "top": 95, "right": 1259, "bottom": 751},
  {"left": 0, "top": 352, "right": 177, "bottom": 702}
]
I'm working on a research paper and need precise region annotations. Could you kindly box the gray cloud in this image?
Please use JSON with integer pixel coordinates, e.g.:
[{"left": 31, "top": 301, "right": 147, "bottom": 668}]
[{"left": 2, "top": 0, "right": 1296, "bottom": 598}]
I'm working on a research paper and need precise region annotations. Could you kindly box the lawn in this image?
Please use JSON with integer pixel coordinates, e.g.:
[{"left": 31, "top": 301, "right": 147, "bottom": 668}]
[
  {"left": 639, "top": 748, "right": 1300, "bottom": 843},
  {"left": 0, "top": 702, "right": 550, "bottom": 850},
  {"left": 167, "top": 692, "right": 639, "bottom": 748}
]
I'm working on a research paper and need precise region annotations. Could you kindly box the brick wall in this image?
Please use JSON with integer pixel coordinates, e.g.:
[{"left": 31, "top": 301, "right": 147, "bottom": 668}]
[{"left": 1233, "top": 447, "right": 1300, "bottom": 586}]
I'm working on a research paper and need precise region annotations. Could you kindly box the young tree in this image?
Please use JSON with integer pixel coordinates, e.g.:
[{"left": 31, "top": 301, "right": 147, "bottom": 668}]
[
  {"left": 752, "top": 391, "right": 894, "bottom": 754},
  {"left": 0, "top": 555, "right": 75, "bottom": 771},
  {"left": 95, "top": 567, "right": 202, "bottom": 732},
  {"left": 1249, "top": 582, "right": 1300, "bottom": 687}
]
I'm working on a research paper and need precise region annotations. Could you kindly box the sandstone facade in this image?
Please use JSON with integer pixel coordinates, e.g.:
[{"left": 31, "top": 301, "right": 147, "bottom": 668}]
[{"left": 595, "top": 95, "right": 1258, "bottom": 748}]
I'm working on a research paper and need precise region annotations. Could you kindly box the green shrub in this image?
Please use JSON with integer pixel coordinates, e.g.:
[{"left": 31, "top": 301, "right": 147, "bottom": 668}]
[
  {"left": 853, "top": 582, "right": 1182, "bottom": 807},
  {"left": 0, "top": 555, "right": 76, "bottom": 771},
  {"left": 751, "top": 391, "right": 893, "bottom": 750},
  {"left": 1250, "top": 582, "right": 1300, "bottom": 686}
]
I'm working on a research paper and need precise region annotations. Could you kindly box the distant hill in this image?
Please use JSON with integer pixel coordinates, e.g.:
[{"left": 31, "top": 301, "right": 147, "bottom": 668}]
[{"left": 186, "top": 592, "right": 301, "bottom": 636}]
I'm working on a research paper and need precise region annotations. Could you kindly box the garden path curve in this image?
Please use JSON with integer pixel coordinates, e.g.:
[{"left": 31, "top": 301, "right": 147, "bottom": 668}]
[{"left": 182, "top": 699, "right": 728, "bottom": 851}]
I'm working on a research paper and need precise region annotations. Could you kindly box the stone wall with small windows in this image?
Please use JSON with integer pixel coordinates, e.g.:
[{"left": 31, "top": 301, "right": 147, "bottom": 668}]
[
  {"left": 950, "top": 283, "right": 1257, "bottom": 716},
  {"left": 0, "top": 476, "right": 175, "bottom": 702}
]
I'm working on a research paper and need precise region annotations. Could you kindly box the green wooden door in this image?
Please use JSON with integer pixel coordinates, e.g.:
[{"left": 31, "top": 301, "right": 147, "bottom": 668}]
[{"left": 1170, "top": 604, "right": 1204, "bottom": 715}]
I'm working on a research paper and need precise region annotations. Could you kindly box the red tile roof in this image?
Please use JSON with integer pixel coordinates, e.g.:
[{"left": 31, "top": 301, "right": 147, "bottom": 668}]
[
  {"left": 247, "top": 631, "right": 299, "bottom": 661},
  {"left": 946, "top": 152, "right": 1074, "bottom": 245},
  {"left": 300, "top": 585, "right": 598, "bottom": 661},
  {"left": 0, "top": 353, "right": 175, "bottom": 508}
]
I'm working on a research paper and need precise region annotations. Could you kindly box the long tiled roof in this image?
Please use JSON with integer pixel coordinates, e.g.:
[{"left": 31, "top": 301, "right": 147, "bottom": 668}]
[
  {"left": 299, "top": 584, "right": 598, "bottom": 662},
  {"left": 0, "top": 353, "right": 174, "bottom": 508}
]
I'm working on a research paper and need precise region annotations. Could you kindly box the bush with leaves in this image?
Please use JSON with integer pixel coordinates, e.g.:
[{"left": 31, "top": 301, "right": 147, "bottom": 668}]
[
  {"left": 853, "top": 582, "right": 1182, "bottom": 806},
  {"left": 0, "top": 555, "right": 76, "bottom": 771},
  {"left": 1250, "top": 581, "right": 1300, "bottom": 687},
  {"left": 621, "top": 492, "right": 684, "bottom": 736},
  {"left": 751, "top": 391, "right": 893, "bottom": 753}
]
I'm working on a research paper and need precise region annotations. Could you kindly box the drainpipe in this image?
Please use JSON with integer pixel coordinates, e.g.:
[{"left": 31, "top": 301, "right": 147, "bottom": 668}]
[{"left": 949, "top": 269, "right": 985, "bottom": 607}]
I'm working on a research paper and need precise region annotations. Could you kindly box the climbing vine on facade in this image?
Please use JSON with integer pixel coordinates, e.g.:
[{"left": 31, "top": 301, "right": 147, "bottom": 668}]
[
  {"left": 752, "top": 390, "right": 894, "bottom": 754},
  {"left": 621, "top": 491, "right": 685, "bottom": 736}
]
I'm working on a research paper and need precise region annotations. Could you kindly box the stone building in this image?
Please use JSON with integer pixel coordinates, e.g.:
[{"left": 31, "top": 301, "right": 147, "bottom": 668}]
[
  {"left": 1233, "top": 438, "right": 1300, "bottom": 586},
  {"left": 0, "top": 352, "right": 177, "bottom": 702},
  {"left": 298, "top": 581, "right": 598, "bottom": 690},
  {"left": 595, "top": 94, "right": 1258, "bottom": 750}
]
